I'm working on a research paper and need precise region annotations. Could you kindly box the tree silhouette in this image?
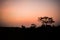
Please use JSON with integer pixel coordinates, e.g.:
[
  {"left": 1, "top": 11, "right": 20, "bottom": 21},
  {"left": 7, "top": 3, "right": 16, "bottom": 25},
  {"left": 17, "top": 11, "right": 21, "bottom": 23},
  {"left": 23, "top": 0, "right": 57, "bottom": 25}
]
[
  {"left": 38, "top": 16, "right": 49, "bottom": 26},
  {"left": 43, "top": 16, "right": 49, "bottom": 26},
  {"left": 48, "top": 17, "right": 55, "bottom": 26},
  {"left": 38, "top": 16, "right": 55, "bottom": 26},
  {"left": 38, "top": 17, "right": 44, "bottom": 25}
]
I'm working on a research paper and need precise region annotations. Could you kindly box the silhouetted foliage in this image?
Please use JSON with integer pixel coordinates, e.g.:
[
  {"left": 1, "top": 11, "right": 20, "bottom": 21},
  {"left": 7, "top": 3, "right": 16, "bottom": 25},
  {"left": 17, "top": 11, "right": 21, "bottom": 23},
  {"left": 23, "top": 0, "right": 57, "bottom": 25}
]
[
  {"left": 38, "top": 16, "right": 55, "bottom": 26},
  {"left": 30, "top": 24, "right": 36, "bottom": 28},
  {"left": 48, "top": 17, "right": 55, "bottom": 25},
  {"left": 21, "top": 25, "right": 26, "bottom": 29},
  {"left": 0, "top": 25, "right": 60, "bottom": 32},
  {"left": 0, "top": 17, "right": 60, "bottom": 32}
]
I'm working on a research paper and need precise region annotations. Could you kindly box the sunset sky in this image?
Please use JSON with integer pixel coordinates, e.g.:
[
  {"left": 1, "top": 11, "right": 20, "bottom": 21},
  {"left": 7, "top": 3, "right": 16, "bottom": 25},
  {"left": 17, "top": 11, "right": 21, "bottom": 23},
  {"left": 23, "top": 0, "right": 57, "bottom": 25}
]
[{"left": 1, "top": 0, "right": 60, "bottom": 27}]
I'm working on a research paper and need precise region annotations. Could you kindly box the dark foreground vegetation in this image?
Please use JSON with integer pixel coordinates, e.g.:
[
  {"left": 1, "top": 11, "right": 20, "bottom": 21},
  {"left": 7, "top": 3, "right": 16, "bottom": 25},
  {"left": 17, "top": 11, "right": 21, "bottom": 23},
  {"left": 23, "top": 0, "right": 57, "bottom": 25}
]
[
  {"left": 0, "top": 16, "right": 59, "bottom": 32},
  {"left": 0, "top": 25, "right": 60, "bottom": 32},
  {"left": 0, "top": 25, "right": 60, "bottom": 40},
  {"left": 0, "top": 17, "right": 60, "bottom": 40}
]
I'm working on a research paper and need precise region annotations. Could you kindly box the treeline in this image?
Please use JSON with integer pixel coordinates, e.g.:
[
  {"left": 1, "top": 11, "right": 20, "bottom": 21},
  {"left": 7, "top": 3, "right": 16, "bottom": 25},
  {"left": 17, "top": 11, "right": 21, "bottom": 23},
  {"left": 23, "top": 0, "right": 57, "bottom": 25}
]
[
  {"left": 0, "top": 16, "right": 60, "bottom": 32},
  {"left": 0, "top": 25, "right": 60, "bottom": 32}
]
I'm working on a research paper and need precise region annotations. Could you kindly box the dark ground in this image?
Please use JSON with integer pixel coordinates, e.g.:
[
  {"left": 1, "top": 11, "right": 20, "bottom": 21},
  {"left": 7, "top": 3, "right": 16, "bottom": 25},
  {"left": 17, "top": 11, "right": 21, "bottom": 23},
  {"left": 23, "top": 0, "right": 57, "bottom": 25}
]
[
  {"left": 0, "top": 25, "right": 60, "bottom": 32},
  {"left": 0, "top": 25, "right": 60, "bottom": 40}
]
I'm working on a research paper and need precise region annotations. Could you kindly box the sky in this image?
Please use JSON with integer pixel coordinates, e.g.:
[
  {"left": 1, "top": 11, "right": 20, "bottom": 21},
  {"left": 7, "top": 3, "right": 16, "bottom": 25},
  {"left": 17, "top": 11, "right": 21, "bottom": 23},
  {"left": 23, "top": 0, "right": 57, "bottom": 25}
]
[{"left": 0, "top": 0, "right": 60, "bottom": 27}]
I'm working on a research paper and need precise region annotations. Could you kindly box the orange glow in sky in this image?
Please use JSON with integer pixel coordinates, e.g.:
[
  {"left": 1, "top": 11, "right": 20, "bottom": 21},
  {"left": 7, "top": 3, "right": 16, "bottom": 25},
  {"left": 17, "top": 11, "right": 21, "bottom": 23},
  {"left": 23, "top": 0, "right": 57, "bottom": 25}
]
[{"left": 1, "top": 0, "right": 60, "bottom": 27}]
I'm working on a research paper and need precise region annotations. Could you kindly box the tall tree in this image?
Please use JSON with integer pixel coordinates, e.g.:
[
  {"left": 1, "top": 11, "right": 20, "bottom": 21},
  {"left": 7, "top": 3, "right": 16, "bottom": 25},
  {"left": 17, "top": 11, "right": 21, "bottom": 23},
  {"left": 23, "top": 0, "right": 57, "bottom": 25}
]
[
  {"left": 38, "top": 17, "right": 44, "bottom": 25},
  {"left": 48, "top": 17, "right": 55, "bottom": 25},
  {"left": 43, "top": 16, "right": 49, "bottom": 25},
  {"left": 38, "top": 16, "right": 55, "bottom": 26}
]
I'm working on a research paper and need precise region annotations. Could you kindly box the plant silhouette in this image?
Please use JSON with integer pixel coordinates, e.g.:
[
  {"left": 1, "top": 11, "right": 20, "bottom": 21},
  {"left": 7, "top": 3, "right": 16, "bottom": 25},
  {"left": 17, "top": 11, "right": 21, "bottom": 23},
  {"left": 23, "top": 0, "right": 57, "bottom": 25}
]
[
  {"left": 48, "top": 17, "right": 55, "bottom": 25},
  {"left": 0, "top": 16, "right": 60, "bottom": 32},
  {"left": 30, "top": 24, "right": 36, "bottom": 28},
  {"left": 38, "top": 16, "right": 55, "bottom": 26}
]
